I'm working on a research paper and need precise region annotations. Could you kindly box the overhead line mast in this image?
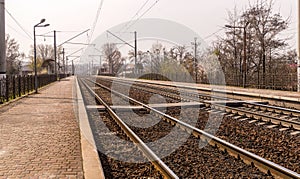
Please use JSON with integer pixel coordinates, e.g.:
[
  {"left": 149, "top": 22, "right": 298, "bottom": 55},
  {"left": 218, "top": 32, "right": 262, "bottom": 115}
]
[
  {"left": 298, "top": 0, "right": 300, "bottom": 92},
  {"left": 0, "top": 0, "right": 6, "bottom": 78}
]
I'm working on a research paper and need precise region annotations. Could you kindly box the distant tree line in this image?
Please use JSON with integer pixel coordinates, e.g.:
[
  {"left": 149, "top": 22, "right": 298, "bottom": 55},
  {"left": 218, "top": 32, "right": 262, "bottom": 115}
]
[
  {"left": 98, "top": 1, "right": 296, "bottom": 90},
  {"left": 5, "top": 0, "right": 296, "bottom": 90},
  {"left": 5, "top": 34, "right": 63, "bottom": 76},
  {"left": 5, "top": 34, "right": 24, "bottom": 75},
  {"left": 213, "top": 0, "right": 297, "bottom": 89}
]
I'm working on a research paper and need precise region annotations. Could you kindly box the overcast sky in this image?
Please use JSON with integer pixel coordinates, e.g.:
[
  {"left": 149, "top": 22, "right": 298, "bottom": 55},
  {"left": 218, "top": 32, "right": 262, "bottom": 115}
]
[{"left": 4, "top": 0, "right": 298, "bottom": 57}]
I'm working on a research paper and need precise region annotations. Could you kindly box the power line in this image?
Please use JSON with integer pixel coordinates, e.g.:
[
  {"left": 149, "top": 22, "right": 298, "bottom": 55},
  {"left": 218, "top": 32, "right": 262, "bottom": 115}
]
[
  {"left": 119, "top": 0, "right": 151, "bottom": 33},
  {"left": 58, "top": 29, "right": 90, "bottom": 47},
  {"left": 57, "top": 30, "right": 87, "bottom": 33},
  {"left": 122, "top": 0, "right": 161, "bottom": 33},
  {"left": 6, "top": 23, "right": 32, "bottom": 40},
  {"left": 4, "top": 8, "right": 33, "bottom": 40},
  {"left": 204, "top": 28, "right": 224, "bottom": 40},
  {"left": 133, "top": 0, "right": 151, "bottom": 18},
  {"left": 88, "top": 0, "right": 104, "bottom": 43}
]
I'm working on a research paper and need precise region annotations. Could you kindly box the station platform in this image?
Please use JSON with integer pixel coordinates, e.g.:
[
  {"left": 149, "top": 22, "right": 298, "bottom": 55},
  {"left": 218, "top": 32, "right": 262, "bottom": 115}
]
[
  {"left": 0, "top": 76, "right": 103, "bottom": 178},
  {"left": 153, "top": 80, "right": 300, "bottom": 108}
]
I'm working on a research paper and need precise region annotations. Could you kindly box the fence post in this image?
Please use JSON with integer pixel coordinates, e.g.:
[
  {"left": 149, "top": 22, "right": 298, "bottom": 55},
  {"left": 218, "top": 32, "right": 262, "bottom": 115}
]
[
  {"left": 27, "top": 76, "right": 29, "bottom": 93},
  {"left": 29, "top": 76, "right": 31, "bottom": 91},
  {"left": 12, "top": 76, "right": 16, "bottom": 99},
  {"left": 32, "top": 75, "right": 34, "bottom": 91},
  {"left": 0, "top": 78, "right": 2, "bottom": 103},
  {"left": 23, "top": 75, "right": 25, "bottom": 95},
  {"left": 18, "top": 75, "right": 21, "bottom": 97},
  {"left": 6, "top": 76, "right": 9, "bottom": 102},
  {"left": 38, "top": 75, "right": 41, "bottom": 88}
]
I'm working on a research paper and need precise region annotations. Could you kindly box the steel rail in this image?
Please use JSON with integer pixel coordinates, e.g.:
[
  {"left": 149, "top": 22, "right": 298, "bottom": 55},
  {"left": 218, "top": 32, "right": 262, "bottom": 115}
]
[
  {"left": 89, "top": 77, "right": 300, "bottom": 179},
  {"left": 98, "top": 77, "right": 300, "bottom": 131},
  {"left": 136, "top": 79, "right": 300, "bottom": 118},
  {"left": 79, "top": 78, "right": 179, "bottom": 179},
  {"left": 243, "top": 101, "right": 300, "bottom": 116},
  {"left": 212, "top": 104, "right": 300, "bottom": 130}
]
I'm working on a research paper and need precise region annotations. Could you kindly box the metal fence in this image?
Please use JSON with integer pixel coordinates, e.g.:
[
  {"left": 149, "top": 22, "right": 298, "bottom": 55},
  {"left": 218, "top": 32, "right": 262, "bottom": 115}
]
[
  {"left": 0, "top": 74, "right": 69, "bottom": 104},
  {"left": 120, "top": 72, "right": 297, "bottom": 91},
  {"left": 225, "top": 74, "right": 297, "bottom": 91}
]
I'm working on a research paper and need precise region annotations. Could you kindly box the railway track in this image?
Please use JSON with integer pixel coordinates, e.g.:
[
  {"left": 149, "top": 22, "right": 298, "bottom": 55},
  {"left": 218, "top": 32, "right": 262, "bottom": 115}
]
[
  {"left": 79, "top": 78, "right": 178, "bottom": 178},
  {"left": 82, "top": 76, "right": 300, "bottom": 178},
  {"left": 96, "top": 76, "right": 300, "bottom": 134}
]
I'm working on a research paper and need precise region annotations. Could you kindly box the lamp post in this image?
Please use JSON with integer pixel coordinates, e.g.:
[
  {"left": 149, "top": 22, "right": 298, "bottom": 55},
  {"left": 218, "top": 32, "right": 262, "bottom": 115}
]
[
  {"left": 225, "top": 22, "right": 249, "bottom": 88},
  {"left": 34, "top": 19, "right": 49, "bottom": 93}
]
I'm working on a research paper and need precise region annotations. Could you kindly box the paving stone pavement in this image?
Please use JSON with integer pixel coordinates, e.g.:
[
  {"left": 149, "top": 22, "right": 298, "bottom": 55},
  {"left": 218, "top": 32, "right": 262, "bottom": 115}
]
[{"left": 0, "top": 77, "right": 83, "bottom": 178}]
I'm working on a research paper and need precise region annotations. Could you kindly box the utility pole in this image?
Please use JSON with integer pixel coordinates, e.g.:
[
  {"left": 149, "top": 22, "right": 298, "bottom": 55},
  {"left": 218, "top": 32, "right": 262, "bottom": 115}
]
[
  {"left": 233, "top": 27, "right": 239, "bottom": 86},
  {"left": 89, "top": 55, "right": 102, "bottom": 75},
  {"left": 191, "top": 37, "right": 200, "bottom": 83},
  {"left": 298, "top": 0, "right": 300, "bottom": 92},
  {"left": 72, "top": 60, "right": 74, "bottom": 75},
  {"left": 66, "top": 57, "right": 68, "bottom": 74},
  {"left": 62, "top": 48, "right": 65, "bottom": 75},
  {"left": 225, "top": 22, "right": 249, "bottom": 88},
  {"left": 54, "top": 30, "right": 57, "bottom": 79},
  {"left": 242, "top": 25, "right": 247, "bottom": 88},
  {"left": 106, "top": 30, "right": 137, "bottom": 74},
  {"left": 134, "top": 31, "right": 137, "bottom": 74},
  {"left": 0, "top": 0, "right": 6, "bottom": 78}
]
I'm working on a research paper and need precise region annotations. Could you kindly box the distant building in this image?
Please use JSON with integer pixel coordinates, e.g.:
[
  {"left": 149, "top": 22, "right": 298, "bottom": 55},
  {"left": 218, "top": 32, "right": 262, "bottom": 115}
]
[
  {"left": 118, "top": 63, "right": 135, "bottom": 77},
  {"left": 41, "top": 59, "right": 55, "bottom": 74},
  {"left": 20, "top": 61, "right": 33, "bottom": 75},
  {"left": 97, "top": 63, "right": 109, "bottom": 75}
]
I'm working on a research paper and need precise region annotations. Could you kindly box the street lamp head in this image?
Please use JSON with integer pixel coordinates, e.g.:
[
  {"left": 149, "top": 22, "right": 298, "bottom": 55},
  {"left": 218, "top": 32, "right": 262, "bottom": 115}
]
[
  {"left": 43, "top": 24, "right": 50, "bottom": 27},
  {"left": 40, "top": 19, "right": 46, "bottom": 23}
]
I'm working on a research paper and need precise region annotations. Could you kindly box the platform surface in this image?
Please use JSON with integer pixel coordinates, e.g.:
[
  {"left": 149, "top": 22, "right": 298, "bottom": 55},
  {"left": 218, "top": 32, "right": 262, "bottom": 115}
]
[{"left": 0, "top": 77, "right": 84, "bottom": 178}]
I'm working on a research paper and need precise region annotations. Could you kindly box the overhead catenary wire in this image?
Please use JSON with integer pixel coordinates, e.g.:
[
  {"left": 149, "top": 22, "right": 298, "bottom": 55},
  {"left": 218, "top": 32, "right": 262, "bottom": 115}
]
[
  {"left": 6, "top": 23, "right": 32, "bottom": 40},
  {"left": 58, "top": 29, "right": 90, "bottom": 47},
  {"left": 204, "top": 28, "right": 224, "bottom": 40},
  {"left": 5, "top": 8, "right": 33, "bottom": 40},
  {"left": 122, "top": 0, "right": 161, "bottom": 33},
  {"left": 88, "top": 0, "right": 104, "bottom": 43},
  {"left": 118, "top": 0, "right": 151, "bottom": 33}
]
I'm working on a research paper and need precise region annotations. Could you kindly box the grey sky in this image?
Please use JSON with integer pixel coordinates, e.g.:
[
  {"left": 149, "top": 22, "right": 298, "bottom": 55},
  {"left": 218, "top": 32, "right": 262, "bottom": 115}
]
[{"left": 4, "top": 0, "right": 298, "bottom": 57}]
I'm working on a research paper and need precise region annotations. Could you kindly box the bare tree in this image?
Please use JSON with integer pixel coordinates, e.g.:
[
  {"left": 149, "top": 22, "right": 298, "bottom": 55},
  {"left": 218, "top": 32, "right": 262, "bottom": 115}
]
[
  {"left": 214, "top": 0, "right": 292, "bottom": 89},
  {"left": 101, "top": 43, "right": 124, "bottom": 74},
  {"left": 5, "top": 34, "right": 24, "bottom": 75},
  {"left": 242, "top": 0, "right": 289, "bottom": 86},
  {"left": 28, "top": 44, "right": 62, "bottom": 73}
]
